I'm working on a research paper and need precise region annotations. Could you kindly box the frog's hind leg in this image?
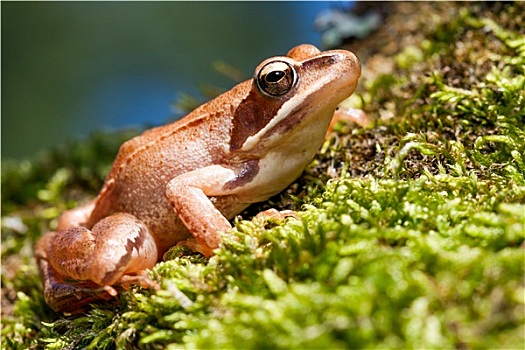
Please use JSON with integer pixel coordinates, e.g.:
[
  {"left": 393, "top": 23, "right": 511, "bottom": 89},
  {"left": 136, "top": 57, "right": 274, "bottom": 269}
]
[{"left": 35, "top": 213, "right": 159, "bottom": 313}]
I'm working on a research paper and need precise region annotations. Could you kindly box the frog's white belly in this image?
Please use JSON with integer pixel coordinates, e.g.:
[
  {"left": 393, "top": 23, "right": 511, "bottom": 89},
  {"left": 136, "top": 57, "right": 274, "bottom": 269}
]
[{"left": 236, "top": 113, "right": 332, "bottom": 203}]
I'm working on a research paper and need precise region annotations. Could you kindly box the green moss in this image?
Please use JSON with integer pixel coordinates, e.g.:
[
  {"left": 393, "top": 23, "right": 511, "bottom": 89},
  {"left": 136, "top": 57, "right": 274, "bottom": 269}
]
[{"left": 2, "top": 3, "right": 524, "bottom": 349}]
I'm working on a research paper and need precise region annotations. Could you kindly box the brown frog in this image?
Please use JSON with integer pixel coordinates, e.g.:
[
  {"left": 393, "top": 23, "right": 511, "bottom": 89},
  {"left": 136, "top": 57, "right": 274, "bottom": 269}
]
[{"left": 35, "top": 44, "right": 362, "bottom": 313}]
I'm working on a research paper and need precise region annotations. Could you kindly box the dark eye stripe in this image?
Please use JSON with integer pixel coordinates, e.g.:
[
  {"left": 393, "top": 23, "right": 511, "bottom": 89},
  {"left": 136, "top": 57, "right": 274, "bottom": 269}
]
[
  {"left": 229, "top": 60, "right": 298, "bottom": 152},
  {"left": 229, "top": 88, "right": 291, "bottom": 152}
]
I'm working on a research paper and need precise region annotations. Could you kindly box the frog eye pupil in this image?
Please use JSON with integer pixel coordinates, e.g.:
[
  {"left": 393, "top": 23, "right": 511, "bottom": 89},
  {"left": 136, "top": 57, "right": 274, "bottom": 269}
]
[
  {"left": 256, "top": 60, "right": 297, "bottom": 97},
  {"left": 266, "top": 70, "right": 285, "bottom": 83}
]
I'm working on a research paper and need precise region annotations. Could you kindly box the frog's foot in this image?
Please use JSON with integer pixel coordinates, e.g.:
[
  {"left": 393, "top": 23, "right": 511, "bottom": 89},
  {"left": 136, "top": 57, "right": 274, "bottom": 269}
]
[
  {"left": 328, "top": 107, "right": 371, "bottom": 135},
  {"left": 37, "top": 255, "right": 116, "bottom": 314},
  {"left": 255, "top": 209, "right": 299, "bottom": 223},
  {"left": 115, "top": 271, "right": 160, "bottom": 292},
  {"left": 175, "top": 238, "right": 215, "bottom": 257},
  {"left": 38, "top": 257, "right": 160, "bottom": 314}
]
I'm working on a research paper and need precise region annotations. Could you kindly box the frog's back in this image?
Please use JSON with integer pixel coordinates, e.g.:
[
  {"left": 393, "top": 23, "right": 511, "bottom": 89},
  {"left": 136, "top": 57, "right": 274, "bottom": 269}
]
[
  {"left": 87, "top": 92, "right": 243, "bottom": 241},
  {"left": 103, "top": 80, "right": 251, "bottom": 192}
]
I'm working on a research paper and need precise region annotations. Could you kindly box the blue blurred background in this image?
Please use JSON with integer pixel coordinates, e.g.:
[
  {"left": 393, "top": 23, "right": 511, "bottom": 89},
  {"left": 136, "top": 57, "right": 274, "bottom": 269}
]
[{"left": 2, "top": 1, "right": 351, "bottom": 160}]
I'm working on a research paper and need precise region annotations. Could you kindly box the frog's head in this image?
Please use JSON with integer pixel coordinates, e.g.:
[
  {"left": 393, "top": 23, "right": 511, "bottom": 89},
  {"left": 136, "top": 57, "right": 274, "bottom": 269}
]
[{"left": 230, "top": 44, "right": 361, "bottom": 153}]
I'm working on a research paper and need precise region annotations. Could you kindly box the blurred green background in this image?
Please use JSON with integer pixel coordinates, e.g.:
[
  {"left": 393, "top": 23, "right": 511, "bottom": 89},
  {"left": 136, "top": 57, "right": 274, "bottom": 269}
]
[{"left": 2, "top": 1, "right": 342, "bottom": 160}]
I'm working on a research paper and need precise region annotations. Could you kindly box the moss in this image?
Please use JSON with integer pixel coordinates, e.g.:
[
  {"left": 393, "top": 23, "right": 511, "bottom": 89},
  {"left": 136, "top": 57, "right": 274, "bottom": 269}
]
[{"left": 2, "top": 2, "right": 524, "bottom": 349}]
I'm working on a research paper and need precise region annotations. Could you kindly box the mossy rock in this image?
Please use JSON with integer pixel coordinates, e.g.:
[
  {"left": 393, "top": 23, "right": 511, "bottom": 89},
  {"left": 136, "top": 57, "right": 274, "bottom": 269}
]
[{"left": 2, "top": 2, "right": 524, "bottom": 349}]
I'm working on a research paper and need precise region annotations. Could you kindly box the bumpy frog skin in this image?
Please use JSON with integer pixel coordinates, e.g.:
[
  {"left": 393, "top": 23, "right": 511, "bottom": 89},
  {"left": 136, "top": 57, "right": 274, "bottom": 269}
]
[{"left": 35, "top": 44, "right": 362, "bottom": 313}]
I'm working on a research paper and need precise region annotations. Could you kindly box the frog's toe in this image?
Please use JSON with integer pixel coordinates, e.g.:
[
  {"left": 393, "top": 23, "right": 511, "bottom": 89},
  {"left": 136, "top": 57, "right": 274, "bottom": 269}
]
[{"left": 175, "top": 238, "right": 215, "bottom": 257}]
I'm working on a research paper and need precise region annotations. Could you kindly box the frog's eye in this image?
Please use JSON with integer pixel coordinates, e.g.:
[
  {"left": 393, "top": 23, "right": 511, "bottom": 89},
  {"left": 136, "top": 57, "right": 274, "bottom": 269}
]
[{"left": 256, "top": 61, "right": 297, "bottom": 97}]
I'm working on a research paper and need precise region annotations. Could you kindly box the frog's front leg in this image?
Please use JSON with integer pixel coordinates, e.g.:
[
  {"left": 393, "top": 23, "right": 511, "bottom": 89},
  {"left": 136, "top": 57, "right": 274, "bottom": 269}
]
[
  {"left": 35, "top": 212, "right": 159, "bottom": 313},
  {"left": 166, "top": 164, "right": 245, "bottom": 257}
]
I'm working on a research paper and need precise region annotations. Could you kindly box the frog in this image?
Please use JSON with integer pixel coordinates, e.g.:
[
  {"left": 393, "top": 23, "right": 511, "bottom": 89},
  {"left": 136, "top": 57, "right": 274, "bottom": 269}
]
[{"left": 35, "top": 44, "right": 362, "bottom": 313}]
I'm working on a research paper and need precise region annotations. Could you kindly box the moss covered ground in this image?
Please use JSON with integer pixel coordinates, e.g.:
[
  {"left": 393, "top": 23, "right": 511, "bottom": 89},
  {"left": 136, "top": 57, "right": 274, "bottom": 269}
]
[{"left": 1, "top": 2, "right": 524, "bottom": 349}]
